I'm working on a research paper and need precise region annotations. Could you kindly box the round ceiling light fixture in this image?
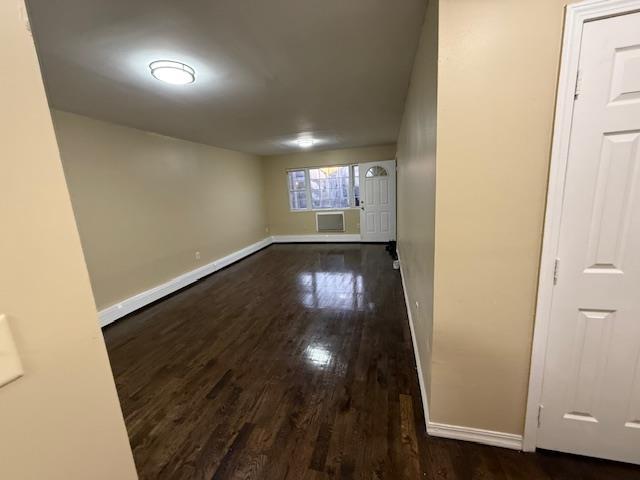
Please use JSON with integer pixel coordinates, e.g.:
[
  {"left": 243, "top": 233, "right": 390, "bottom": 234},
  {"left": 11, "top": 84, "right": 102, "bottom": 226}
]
[
  {"left": 149, "top": 60, "right": 195, "bottom": 85},
  {"left": 297, "top": 136, "right": 316, "bottom": 148}
]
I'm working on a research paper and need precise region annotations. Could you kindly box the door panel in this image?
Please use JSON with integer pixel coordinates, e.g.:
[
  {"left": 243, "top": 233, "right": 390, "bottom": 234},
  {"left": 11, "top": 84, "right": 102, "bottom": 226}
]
[
  {"left": 380, "top": 211, "right": 390, "bottom": 233},
  {"left": 366, "top": 180, "right": 375, "bottom": 205},
  {"left": 585, "top": 132, "right": 639, "bottom": 273},
  {"left": 365, "top": 212, "right": 376, "bottom": 234},
  {"left": 379, "top": 179, "right": 389, "bottom": 205},
  {"left": 359, "top": 160, "right": 396, "bottom": 242},
  {"left": 563, "top": 309, "right": 616, "bottom": 424},
  {"left": 538, "top": 11, "right": 640, "bottom": 464},
  {"left": 609, "top": 45, "right": 640, "bottom": 104},
  {"left": 626, "top": 352, "right": 640, "bottom": 430}
]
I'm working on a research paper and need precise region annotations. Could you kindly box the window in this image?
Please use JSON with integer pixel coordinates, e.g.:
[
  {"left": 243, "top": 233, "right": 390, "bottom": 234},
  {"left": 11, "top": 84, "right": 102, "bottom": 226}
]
[
  {"left": 287, "top": 165, "right": 360, "bottom": 211},
  {"left": 365, "top": 166, "right": 387, "bottom": 177},
  {"left": 309, "top": 166, "right": 350, "bottom": 209},
  {"left": 288, "top": 170, "right": 308, "bottom": 210}
]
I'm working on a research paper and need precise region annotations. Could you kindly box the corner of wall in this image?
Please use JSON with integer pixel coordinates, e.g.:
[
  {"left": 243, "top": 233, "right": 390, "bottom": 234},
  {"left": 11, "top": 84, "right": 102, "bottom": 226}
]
[{"left": 394, "top": 0, "right": 439, "bottom": 433}]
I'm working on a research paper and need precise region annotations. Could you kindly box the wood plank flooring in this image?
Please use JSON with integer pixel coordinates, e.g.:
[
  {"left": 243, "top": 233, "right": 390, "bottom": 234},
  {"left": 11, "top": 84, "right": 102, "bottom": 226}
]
[{"left": 104, "top": 244, "right": 640, "bottom": 479}]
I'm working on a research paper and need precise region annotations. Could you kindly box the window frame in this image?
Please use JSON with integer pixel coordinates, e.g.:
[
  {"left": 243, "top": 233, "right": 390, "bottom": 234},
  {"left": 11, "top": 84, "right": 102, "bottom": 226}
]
[{"left": 287, "top": 164, "right": 360, "bottom": 212}]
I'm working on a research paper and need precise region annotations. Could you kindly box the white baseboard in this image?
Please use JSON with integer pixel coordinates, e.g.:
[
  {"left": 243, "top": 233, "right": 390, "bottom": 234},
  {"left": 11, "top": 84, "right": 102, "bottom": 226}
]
[
  {"left": 272, "top": 234, "right": 361, "bottom": 243},
  {"left": 427, "top": 422, "right": 523, "bottom": 450},
  {"left": 396, "top": 250, "right": 523, "bottom": 451},
  {"left": 397, "top": 248, "right": 431, "bottom": 428},
  {"left": 99, "top": 234, "right": 359, "bottom": 327},
  {"left": 98, "top": 237, "right": 273, "bottom": 327}
]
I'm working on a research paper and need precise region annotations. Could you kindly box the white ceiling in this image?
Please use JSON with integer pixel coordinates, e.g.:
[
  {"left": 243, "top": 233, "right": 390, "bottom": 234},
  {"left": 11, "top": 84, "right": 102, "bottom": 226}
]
[{"left": 27, "top": 0, "right": 426, "bottom": 155}]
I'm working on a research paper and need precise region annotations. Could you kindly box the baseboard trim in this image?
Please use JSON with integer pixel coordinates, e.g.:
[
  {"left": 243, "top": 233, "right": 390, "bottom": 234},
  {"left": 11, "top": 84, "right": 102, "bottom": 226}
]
[
  {"left": 427, "top": 422, "right": 524, "bottom": 450},
  {"left": 396, "top": 250, "right": 523, "bottom": 451},
  {"left": 98, "top": 237, "right": 273, "bottom": 327},
  {"left": 397, "top": 249, "right": 431, "bottom": 428},
  {"left": 272, "top": 234, "right": 362, "bottom": 243}
]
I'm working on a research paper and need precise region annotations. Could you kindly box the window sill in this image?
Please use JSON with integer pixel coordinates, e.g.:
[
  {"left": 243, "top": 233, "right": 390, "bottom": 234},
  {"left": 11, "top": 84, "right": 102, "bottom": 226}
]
[{"left": 289, "top": 207, "right": 360, "bottom": 213}]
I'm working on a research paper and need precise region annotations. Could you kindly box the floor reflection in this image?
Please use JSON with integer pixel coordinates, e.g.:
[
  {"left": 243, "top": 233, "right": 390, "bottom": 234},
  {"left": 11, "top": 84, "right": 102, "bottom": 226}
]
[
  {"left": 297, "top": 271, "right": 367, "bottom": 310},
  {"left": 304, "top": 343, "right": 333, "bottom": 369}
]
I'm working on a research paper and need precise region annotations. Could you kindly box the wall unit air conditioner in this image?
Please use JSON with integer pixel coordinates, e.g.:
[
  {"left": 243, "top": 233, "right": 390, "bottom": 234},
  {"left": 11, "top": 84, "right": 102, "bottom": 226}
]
[{"left": 316, "top": 211, "right": 345, "bottom": 233}]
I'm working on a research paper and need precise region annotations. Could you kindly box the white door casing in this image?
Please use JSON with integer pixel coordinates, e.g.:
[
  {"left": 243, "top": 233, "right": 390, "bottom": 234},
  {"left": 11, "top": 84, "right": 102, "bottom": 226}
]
[
  {"left": 359, "top": 160, "right": 396, "bottom": 242},
  {"left": 529, "top": 7, "right": 640, "bottom": 464}
]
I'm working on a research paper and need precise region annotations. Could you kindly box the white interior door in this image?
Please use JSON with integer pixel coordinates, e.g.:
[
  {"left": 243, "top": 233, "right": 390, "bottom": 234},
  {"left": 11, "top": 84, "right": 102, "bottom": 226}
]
[
  {"left": 359, "top": 160, "right": 396, "bottom": 242},
  {"left": 537, "top": 11, "right": 640, "bottom": 464}
]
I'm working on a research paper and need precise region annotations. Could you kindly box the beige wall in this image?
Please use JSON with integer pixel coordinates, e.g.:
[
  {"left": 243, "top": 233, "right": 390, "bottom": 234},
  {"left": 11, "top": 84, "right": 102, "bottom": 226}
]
[
  {"left": 396, "top": 0, "right": 438, "bottom": 401},
  {"left": 53, "top": 111, "right": 268, "bottom": 310},
  {"left": 0, "top": 3, "right": 137, "bottom": 479},
  {"left": 431, "top": 0, "right": 571, "bottom": 434},
  {"left": 263, "top": 145, "right": 396, "bottom": 235}
]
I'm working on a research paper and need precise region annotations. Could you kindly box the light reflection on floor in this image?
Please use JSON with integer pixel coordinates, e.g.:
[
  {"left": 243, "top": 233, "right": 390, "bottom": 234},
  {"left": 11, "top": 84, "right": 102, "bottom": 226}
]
[
  {"left": 297, "top": 271, "right": 368, "bottom": 310},
  {"left": 304, "top": 344, "right": 333, "bottom": 369}
]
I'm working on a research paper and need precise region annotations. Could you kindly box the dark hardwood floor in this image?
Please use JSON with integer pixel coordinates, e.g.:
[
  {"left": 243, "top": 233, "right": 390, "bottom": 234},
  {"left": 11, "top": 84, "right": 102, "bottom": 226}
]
[{"left": 104, "top": 244, "right": 640, "bottom": 479}]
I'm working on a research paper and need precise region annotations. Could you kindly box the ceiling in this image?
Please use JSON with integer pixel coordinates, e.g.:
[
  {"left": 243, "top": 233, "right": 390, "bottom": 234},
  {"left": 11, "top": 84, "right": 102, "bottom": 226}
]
[{"left": 27, "top": 0, "right": 426, "bottom": 155}]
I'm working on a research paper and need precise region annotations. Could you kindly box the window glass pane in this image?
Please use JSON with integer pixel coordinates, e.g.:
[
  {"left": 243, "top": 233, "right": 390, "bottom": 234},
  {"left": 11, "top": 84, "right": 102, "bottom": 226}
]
[
  {"left": 289, "top": 190, "right": 307, "bottom": 210},
  {"left": 309, "top": 166, "right": 350, "bottom": 209},
  {"left": 365, "top": 166, "right": 388, "bottom": 177},
  {"left": 288, "top": 170, "right": 306, "bottom": 190},
  {"left": 288, "top": 170, "right": 307, "bottom": 210}
]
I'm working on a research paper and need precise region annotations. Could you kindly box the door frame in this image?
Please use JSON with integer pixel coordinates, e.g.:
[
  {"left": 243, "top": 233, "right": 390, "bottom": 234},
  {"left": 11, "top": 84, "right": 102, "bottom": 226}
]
[
  {"left": 524, "top": 0, "right": 640, "bottom": 452},
  {"left": 358, "top": 159, "right": 397, "bottom": 242}
]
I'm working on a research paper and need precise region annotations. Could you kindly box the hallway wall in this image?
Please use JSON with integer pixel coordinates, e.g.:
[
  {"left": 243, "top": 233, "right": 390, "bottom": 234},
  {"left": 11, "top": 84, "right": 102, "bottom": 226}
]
[
  {"left": 432, "top": 0, "right": 573, "bottom": 434},
  {"left": 396, "top": 0, "right": 438, "bottom": 405},
  {"left": 0, "top": 3, "right": 136, "bottom": 478}
]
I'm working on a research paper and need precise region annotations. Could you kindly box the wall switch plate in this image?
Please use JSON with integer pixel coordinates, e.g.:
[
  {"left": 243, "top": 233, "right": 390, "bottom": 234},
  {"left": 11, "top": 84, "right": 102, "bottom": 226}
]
[{"left": 0, "top": 314, "right": 24, "bottom": 388}]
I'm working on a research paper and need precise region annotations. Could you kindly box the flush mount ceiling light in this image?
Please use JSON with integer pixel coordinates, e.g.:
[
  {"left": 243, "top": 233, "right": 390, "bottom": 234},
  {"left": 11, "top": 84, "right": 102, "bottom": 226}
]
[
  {"left": 297, "top": 136, "right": 316, "bottom": 148},
  {"left": 149, "top": 60, "right": 195, "bottom": 85}
]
